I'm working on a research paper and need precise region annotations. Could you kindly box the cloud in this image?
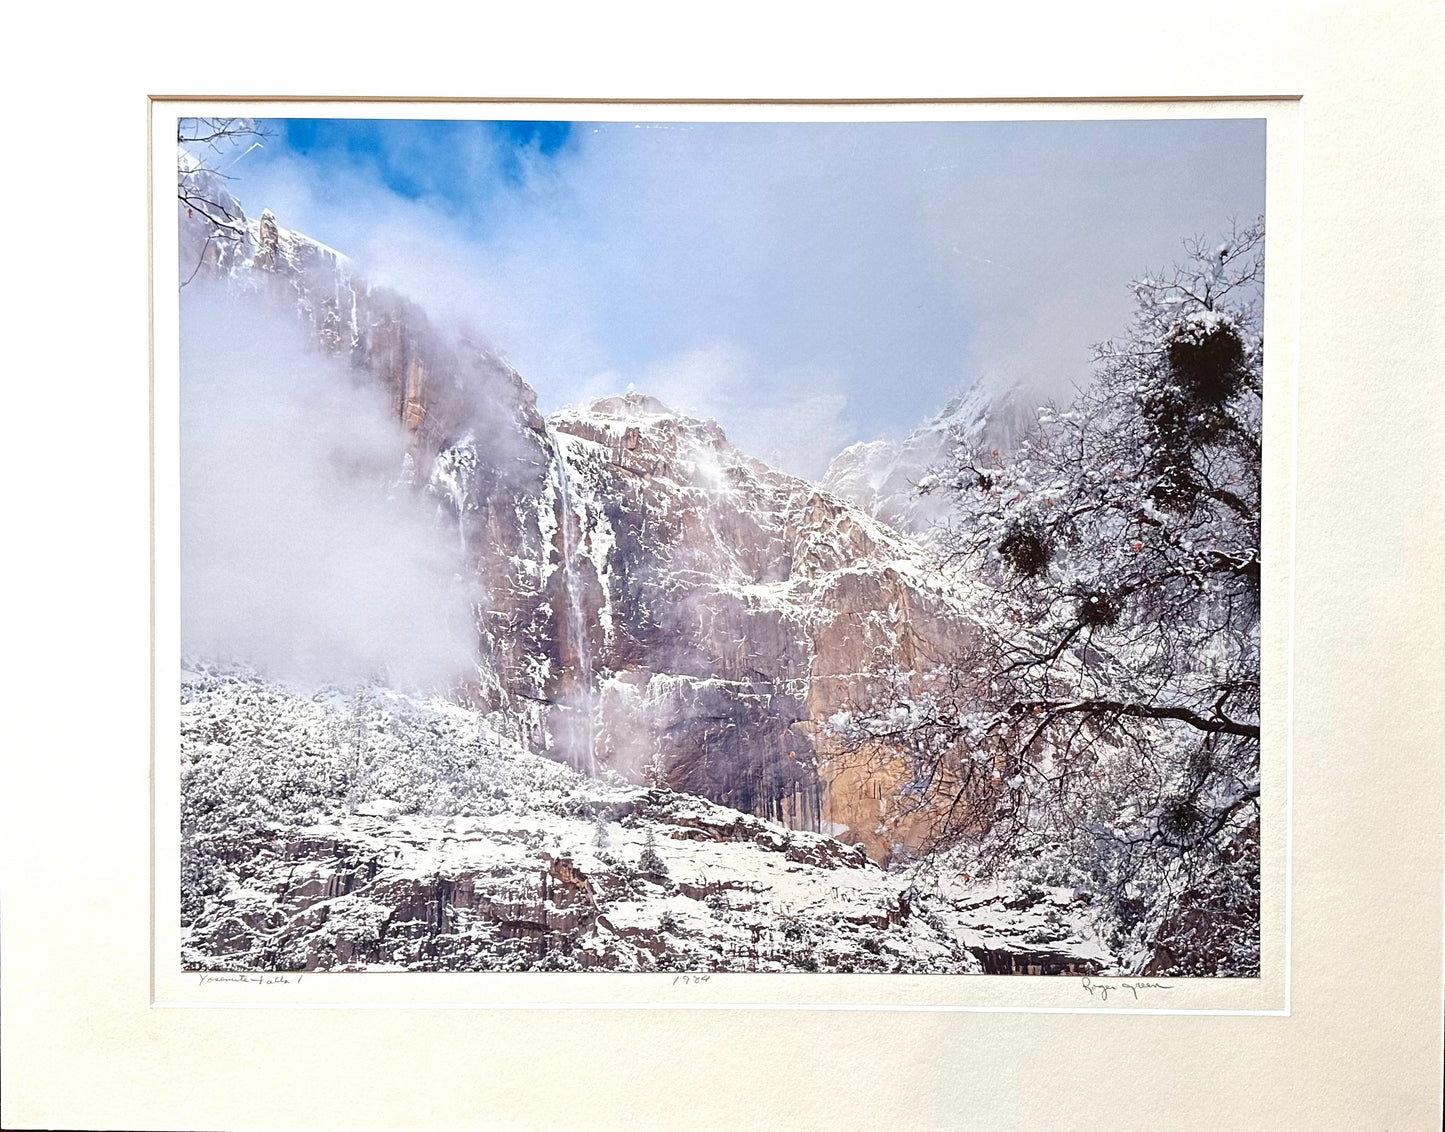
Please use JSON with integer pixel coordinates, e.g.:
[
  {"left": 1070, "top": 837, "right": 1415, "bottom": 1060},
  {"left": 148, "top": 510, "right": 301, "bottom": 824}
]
[
  {"left": 577, "top": 341, "right": 852, "bottom": 482},
  {"left": 180, "top": 290, "right": 477, "bottom": 691},
  {"left": 227, "top": 117, "right": 1266, "bottom": 478}
]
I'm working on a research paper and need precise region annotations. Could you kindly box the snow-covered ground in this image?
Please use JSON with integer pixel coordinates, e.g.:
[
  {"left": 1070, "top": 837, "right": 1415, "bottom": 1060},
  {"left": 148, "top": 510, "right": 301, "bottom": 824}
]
[{"left": 181, "top": 666, "right": 1115, "bottom": 974}]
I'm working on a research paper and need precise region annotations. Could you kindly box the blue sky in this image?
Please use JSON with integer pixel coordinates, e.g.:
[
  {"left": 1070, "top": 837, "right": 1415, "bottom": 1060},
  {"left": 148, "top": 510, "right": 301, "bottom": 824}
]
[
  {"left": 275, "top": 118, "right": 573, "bottom": 201},
  {"left": 223, "top": 116, "right": 1266, "bottom": 479}
]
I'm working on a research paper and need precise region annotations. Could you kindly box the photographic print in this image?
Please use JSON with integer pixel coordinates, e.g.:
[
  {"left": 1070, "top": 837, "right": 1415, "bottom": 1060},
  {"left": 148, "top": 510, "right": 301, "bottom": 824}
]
[{"left": 175, "top": 114, "right": 1266, "bottom": 977}]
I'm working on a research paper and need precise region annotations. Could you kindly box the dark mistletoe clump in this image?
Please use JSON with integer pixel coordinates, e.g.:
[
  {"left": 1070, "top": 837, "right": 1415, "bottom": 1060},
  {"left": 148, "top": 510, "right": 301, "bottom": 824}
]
[
  {"left": 1076, "top": 590, "right": 1120, "bottom": 629},
  {"left": 1165, "top": 315, "right": 1247, "bottom": 407},
  {"left": 1142, "top": 314, "right": 1251, "bottom": 514},
  {"left": 998, "top": 518, "right": 1052, "bottom": 578}
]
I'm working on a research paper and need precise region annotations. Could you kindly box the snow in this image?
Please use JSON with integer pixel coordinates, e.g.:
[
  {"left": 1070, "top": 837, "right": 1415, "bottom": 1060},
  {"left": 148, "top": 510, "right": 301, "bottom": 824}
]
[
  {"left": 181, "top": 667, "right": 1116, "bottom": 975},
  {"left": 173, "top": 188, "right": 1198, "bottom": 977}
]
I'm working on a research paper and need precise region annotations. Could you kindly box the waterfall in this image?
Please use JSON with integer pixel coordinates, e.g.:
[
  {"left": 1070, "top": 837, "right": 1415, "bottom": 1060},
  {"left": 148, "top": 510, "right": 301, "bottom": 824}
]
[
  {"left": 432, "top": 437, "right": 475, "bottom": 562},
  {"left": 548, "top": 427, "right": 598, "bottom": 777}
]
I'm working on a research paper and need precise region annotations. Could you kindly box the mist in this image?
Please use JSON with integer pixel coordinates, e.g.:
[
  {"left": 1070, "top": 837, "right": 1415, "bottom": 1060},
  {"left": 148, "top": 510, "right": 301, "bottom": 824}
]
[
  {"left": 228, "top": 117, "right": 1266, "bottom": 481},
  {"left": 180, "top": 290, "right": 477, "bottom": 691}
]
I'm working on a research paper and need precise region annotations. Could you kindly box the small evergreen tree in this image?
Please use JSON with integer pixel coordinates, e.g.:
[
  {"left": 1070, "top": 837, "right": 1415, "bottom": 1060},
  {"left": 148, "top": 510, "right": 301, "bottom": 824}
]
[{"left": 638, "top": 827, "right": 668, "bottom": 880}]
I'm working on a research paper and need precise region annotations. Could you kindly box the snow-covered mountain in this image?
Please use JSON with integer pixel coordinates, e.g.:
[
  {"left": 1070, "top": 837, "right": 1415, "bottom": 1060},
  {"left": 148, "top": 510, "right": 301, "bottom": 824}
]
[
  {"left": 175, "top": 161, "right": 1164, "bottom": 974},
  {"left": 182, "top": 666, "right": 1111, "bottom": 974},
  {"left": 821, "top": 382, "right": 1041, "bottom": 536},
  {"left": 180, "top": 182, "right": 986, "bottom": 866}
]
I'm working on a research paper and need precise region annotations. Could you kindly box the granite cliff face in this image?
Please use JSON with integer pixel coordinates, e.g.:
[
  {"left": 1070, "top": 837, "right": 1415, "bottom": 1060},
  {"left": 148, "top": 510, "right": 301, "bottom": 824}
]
[
  {"left": 180, "top": 183, "right": 981, "bottom": 863},
  {"left": 527, "top": 394, "right": 978, "bottom": 861}
]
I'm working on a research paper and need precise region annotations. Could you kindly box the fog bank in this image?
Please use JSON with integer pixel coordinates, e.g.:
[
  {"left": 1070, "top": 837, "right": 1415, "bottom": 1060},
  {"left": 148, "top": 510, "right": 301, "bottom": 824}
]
[{"left": 180, "top": 291, "right": 476, "bottom": 691}]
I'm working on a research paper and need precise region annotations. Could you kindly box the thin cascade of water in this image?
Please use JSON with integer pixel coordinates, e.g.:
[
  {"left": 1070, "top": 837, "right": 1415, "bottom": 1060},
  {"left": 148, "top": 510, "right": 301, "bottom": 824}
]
[
  {"left": 432, "top": 438, "right": 475, "bottom": 561},
  {"left": 548, "top": 427, "right": 598, "bottom": 777}
]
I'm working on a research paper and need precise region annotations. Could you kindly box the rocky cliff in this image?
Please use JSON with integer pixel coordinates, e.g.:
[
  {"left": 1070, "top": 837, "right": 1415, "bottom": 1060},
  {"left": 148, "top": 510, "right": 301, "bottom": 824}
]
[
  {"left": 180, "top": 179, "right": 983, "bottom": 863},
  {"left": 532, "top": 393, "right": 979, "bottom": 861}
]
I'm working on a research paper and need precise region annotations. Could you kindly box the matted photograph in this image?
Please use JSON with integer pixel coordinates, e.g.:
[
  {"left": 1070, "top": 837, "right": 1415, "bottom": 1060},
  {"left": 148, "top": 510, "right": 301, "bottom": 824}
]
[
  {"left": 174, "top": 114, "right": 1266, "bottom": 977},
  {"left": 8, "top": 5, "right": 1445, "bottom": 1129}
]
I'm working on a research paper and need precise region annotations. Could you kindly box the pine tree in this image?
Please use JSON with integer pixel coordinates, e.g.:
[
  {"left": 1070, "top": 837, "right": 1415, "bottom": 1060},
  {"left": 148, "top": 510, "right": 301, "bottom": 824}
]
[{"left": 638, "top": 826, "right": 668, "bottom": 880}]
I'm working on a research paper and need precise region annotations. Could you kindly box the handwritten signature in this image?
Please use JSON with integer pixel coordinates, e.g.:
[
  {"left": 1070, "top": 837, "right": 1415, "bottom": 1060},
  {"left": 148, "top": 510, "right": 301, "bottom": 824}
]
[
  {"left": 197, "top": 973, "right": 302, "bottom": 987},
  {"left": 1080, "top": 977, "right": 1171, "bottom": 1002}
]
